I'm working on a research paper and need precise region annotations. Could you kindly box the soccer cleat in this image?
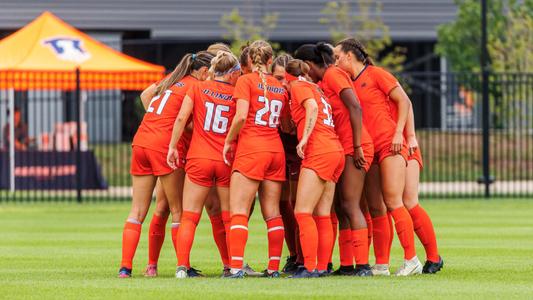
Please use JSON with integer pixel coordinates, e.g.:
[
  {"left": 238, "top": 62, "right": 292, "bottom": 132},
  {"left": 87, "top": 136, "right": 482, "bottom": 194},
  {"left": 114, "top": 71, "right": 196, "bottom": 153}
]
[
  {"left": 143, "top": 264, "right": 157, "bottom": 277},
  {"left": 243, "top": 263, "right": 262, "bottom": 277},
  {"left": 317, "top": 270, "right": 330, "bottom": 277},
  {"left": 175, "top": 266, "right": 188, "bottom": 279},
  {"left": 331, "top": 265, "right": 355, "bottom": 276},
  {"left": 289, "top": 266, "right": 319, "bottom": 278},
  {"left": 395, "top": 256, "right": 423, "bottom": 276},
  {"left": 262, "top": 270, "right": 281, "bottom": 278},
  {"left": 222, "top": 267, "right": 232, "bottom": 278},
  {"left": 282, "top": 255, "right": 298, "bottom": 274},
  {"left": 327, "top": 262, "right": 334, "bottom": 274},
  {"left": 187, "top": 267, "right": 205, "bottom": 277},
  {"left": 353, "top": 264, "right": 373, "bottom": 277},
  {"left": 118, "top": 267, "right": 132, "bottom": 278},
  {"left": 224, "top": 270, "right": 246, "bottom": 279},
  {"left": 371, "top": 264, "right": 390, "bottom": 276},
  {"left": 423, "top": 256, "right": 444, "bottom": 274}
]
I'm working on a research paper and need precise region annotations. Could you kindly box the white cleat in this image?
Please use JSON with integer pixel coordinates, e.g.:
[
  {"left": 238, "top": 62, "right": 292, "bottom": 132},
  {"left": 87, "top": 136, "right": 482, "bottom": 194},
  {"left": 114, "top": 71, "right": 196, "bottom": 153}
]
[
  {"left": 175, "top": 266, "right": 188, "bottom": 279},
  {"left": 395, "top": 256, "right": 423, "bottom": 276},
  {"left": 371, "top": 264, "right": 391, "bottom": 276}
]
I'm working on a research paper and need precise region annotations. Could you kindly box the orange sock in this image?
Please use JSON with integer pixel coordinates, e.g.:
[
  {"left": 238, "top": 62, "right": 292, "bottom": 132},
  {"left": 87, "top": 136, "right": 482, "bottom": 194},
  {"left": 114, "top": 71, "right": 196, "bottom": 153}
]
[
  {"left": 171, "top": 222, "right": 179, "bottom": 254},
  {"left": 176, "top": 211, "right": 201, "bottom": 268},
  {"left": 409, "top": 204, "right": 439, "bottom": 262},
  {"left": 210, "top": 213, "right": 230, "bottom": 267},
  {"left": 229, "top": 214, "right": 248, "bottom": 270},
  {"left": 352, "top": 228, "right": 369, "bottom": 265},
  {"left": 315, "top": 215, "right": 334, "bottom": 272},
  {"left": 338, "top": 229, "right": 353, "bottom": 267},
  {"left": 280, "top": 201, "right": 297, "bottom": 257},
  {"left": 363, "top": 212, "right": 373, "bottom": 250},
  {"left": 387, "top": 212, "right": 394, "bottom": 250},
  {"left": 221, "top": 210, "right": 231, "bottom": 259},
  {"left": 148, "top": 214, "right": 167, "bottom": 265},
  {"left": 390, "top": 207, "right": 416, "bottom": 260},
  {"left": 121, "top": 219, "right": 142, "bottom": 269},
  {"left": 329, "top": 212, "right": 338, "bottom": 264},
  {"left": 295, "top": 213, "right": 317, "bottom": 272},
  {"left": 295, "top": 224, "right": 304, "bottom": 264},
  {"left": 372, "top": 215, "right": 391, "bottom": 264},
  {"left": 266, "top": 216, "right": 285, "bottom": 272}
]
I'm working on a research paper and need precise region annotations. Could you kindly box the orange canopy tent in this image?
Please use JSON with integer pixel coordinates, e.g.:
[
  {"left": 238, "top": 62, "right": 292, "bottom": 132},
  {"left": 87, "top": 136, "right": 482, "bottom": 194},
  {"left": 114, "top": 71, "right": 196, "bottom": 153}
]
[{"left": 0, "top": 11, "right": 164, "bottom": 90}]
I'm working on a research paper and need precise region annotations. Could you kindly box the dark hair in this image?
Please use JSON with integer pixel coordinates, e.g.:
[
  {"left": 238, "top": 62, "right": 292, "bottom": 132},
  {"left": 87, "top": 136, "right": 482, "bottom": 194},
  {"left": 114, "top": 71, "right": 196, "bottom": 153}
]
[
  {"left": 272, "top": 53, "right": 293, "bottom": 71},
  {"left": 239, "top": 42, "right": 251, "bottom": 67},
  {"left": 294, "top": 42, "right": 335, "bottom": 68},
  {"left": 155, "top": 51, "right": 214, "bottom": 95},
  {"left": 336, "top": 38, "right": 374, "bottom": 65}
]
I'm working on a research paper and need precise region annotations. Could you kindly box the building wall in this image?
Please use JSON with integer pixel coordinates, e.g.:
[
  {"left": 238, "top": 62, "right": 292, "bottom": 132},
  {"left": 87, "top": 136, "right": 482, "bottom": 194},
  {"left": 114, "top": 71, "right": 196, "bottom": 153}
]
[{"left": 0, "top": 0, "right": 457, "bottom": 41}]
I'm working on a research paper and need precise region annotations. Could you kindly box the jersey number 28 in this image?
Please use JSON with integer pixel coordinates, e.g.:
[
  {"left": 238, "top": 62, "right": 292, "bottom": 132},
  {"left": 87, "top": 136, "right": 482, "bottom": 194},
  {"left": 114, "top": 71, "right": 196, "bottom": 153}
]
[{"left": 255, "top": 96, "right": 283, "bottom": 128}]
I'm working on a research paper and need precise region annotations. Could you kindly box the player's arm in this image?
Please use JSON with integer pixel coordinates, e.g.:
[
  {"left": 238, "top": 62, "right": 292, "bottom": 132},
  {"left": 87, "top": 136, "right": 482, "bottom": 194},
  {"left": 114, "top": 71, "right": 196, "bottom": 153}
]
[
  {"left": 339, "top": 88, "right": 366, "bottom": 168},
  {"left": 167, "top": 95, "right": 194, "bottom": 169},
  {"left": 389, "top": 86, "right": 412, "bottom": 154},
  {"left": 223, "top": 99, "right": 249, "bottom": 165},
  {"left": 404, "top": 101, "right": 418, "bottom": 155},
  {"left": 140, "top": 84, "right": 157, "bottom": 110},
  {"left": 296, "top": 98, "right": 318, "bottom": 159}
]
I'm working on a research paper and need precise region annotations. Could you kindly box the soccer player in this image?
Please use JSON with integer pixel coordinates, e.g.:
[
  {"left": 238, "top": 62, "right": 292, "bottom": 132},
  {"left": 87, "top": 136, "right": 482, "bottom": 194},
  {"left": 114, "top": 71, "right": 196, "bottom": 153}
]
[
  {"left": 167, "top": 51, "right": 241, "bottom": 278},
  {"left": 334, "top": 38, "right": 423, "bottom": 276},
  {"left": 272, "top": 54, "right": 303, "bottom": 273},
  {"left": 285, "top": 59, "right": 345, "bottom": 278},
  {"left": 223, "top": 40, "right": 288, "bottom": 278},
  {"left": 118, "top": 51, "right": 213, "bottom": 278},
  {"left": 403, "top": 107, "right": 444, "bottom": 273},
  {"left": 294, "top": 43, "right": 373, "bottom": 276}
]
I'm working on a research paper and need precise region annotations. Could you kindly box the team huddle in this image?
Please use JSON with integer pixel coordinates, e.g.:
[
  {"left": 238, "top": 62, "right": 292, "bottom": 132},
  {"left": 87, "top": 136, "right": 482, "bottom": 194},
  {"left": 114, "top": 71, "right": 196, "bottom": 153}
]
[{"left": 118, "top": 39, "right": 444, "bottom": 279}]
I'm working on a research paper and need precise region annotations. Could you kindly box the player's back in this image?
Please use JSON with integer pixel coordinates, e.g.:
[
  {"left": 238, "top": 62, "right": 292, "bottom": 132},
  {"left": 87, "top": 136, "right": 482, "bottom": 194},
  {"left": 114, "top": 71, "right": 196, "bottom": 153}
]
[{"left": 187, "top": 80, "right": 236, "bottom": 161}]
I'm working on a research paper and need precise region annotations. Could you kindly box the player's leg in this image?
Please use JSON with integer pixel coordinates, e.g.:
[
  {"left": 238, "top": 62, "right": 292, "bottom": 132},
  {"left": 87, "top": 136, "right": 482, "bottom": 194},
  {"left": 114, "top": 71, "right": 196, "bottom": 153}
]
[
  {"left": 119, "top": 174, "right": 156, "bottom": 277},
  {"left": 403, "top": 159, "right": 443, "bottom": 273},
  {"left": 380, "top": 155, "right": 421, "bottom": 276},
  {"left": 173, "top": 174, "right": 211, "bottom": 278},
  {"left": 145, "top": 180, "right": 170, "bottom": 277},
  {"left": 280, "top": 179, "right": 298, "bottom": 273},
  {"left": 333, "top": 192, "right": 355, "bottom": 275},
  {"left": 205, "top": 188, "right": 231, "bottom": 272},
  {"left": 313, "top": 181, "right": 336, "bottom": 275}
]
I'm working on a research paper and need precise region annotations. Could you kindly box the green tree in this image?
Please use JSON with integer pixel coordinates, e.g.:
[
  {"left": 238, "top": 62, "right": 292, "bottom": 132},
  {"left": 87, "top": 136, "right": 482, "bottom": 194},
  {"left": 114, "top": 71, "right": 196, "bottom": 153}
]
[
  {"left": 436, "top": 0, "right": 533, "bottom": 72},
  {"left": 320, "top": 0, "right": 406, "bottom": 72},
  {"left": 220, "top": 8, "right": 280, "bottom": 55}
]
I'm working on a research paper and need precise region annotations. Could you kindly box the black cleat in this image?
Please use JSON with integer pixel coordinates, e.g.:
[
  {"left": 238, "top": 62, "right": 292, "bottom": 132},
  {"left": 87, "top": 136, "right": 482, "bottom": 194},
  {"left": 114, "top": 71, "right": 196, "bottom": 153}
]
[
  {"left": 221, "top": 267, "right": 232, "bottom": 278},
  {"left": 423, "top": 256, "right": 444, "bottom": 274},
  {"left": 262, "top": 270, "right": 281, "bottom": 278},
  {"left": 331, "top": 265, "right": 355, "bottom": 276},
  {"left": 118, "top": 267, "right": 132, "bottom": 278},
  {"left": 282, "top": 255, "right": 298, "bottom": 274},
  {"left": 187, "top": 267, "right": 205, "bottom": 277},
  {"left": 224, "top": 270, "right": 246, "bottom": 279},
  {"left": 289, "top": 266, "right": 319, "bottom": 278},
  {"left": 327, "top": 262, "right": 334, "bottom": 274},
  {"left": 353, "top": 264, "right": 373, "bottom": 277}
]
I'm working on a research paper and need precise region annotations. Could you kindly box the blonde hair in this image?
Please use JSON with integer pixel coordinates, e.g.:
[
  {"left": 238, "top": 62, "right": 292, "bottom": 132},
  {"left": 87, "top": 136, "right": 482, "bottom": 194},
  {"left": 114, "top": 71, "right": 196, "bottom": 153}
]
[
  {"left": 272, "top": 53, "right": 293, "bottom": 72},
  {"left": 248, "top": 40, "right": 273, "bottom": 101},
  {"left": 155, "top": 51, "right": 213, "bottom": 95},
  {"left": 207, "top": 43, "right": 231, "bottom": 56},
  {"left": 209, "top": 51, "right": 239, "bottom": 77}
]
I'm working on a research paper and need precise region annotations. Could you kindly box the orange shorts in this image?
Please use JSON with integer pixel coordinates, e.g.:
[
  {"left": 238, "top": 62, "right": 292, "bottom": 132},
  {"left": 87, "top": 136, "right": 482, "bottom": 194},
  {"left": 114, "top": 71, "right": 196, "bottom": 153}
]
[
  {"left": 408, "top": 147, "right": 424, "bottom": 169},
  {"left": 186, "top": 158, "right": 231, "bottom": 187},
  {"left": 233, "top": 151, "right": 286, "bottom": 181},
  {"left": 373, "top": 144, "right": 409, "bottom": 165},
  {"left": 348, "top": 142, "right": 374, "bottom": 173},
  {"left": 130, "top": 145, "right": 178, "bottom": 176},
  {"left": 302, "top": 151, "right": 345, "bottom": 183}
]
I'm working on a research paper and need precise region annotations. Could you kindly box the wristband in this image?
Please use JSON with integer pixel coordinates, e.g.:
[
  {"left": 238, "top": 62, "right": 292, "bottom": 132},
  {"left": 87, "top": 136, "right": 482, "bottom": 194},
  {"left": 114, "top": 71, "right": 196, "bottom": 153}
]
[{"left": 354, "top": 145, "right": 362, "bottom": 149}]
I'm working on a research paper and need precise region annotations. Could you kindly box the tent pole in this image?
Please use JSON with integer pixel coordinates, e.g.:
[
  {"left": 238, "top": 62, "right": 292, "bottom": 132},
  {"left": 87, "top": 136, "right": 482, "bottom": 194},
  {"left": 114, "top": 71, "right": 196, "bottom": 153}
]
[
  {"left": 75, "top": 68, "right": 82, "bottom": 203},
  {"left": 8, "top": 88, "right": 15, "bottom": 194}
]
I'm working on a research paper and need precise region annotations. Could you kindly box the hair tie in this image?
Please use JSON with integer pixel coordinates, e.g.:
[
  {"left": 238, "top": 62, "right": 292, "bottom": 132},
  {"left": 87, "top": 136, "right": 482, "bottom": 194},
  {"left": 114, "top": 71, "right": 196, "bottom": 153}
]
[{"left": 191, "top": 53, "right": 197, "bottom": 61}]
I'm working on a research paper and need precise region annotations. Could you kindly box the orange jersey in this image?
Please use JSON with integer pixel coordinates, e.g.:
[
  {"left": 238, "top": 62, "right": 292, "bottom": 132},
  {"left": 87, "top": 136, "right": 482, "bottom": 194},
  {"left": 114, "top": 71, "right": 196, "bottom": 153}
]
[
  {"left": 289, "top": 80, "right": 343, "bottom": 156},
  {"left": 186, "top": 80, "right": 236, "bottom": 161},
  {"left": 232, "top": 72, "right": 288, "bottom": 157},
  {"left": 320, "top": 67, "right": 373, "bottom": 155},
  {"left": 352, "top": 65, "right": 400, "bottom": 152},
  {"left": 132, "top": 76, "right": 196, "bottom": 154}
]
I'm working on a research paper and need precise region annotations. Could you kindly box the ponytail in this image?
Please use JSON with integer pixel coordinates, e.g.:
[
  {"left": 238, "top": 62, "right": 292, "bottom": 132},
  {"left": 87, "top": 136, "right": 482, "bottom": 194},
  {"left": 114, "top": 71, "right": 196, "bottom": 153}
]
[
  {"left": 249, "top": 40, "right": 274, "bottom": 101},
  {"left": 155, "top": 51, "right": 214, "bottom": 95}
]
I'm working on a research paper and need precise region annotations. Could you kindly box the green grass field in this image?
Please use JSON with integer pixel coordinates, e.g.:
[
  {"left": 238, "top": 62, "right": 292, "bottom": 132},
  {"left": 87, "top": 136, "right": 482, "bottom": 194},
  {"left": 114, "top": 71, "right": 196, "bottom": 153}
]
[{"left": 1, "top": 199, "right": 533, "bottom": 299}]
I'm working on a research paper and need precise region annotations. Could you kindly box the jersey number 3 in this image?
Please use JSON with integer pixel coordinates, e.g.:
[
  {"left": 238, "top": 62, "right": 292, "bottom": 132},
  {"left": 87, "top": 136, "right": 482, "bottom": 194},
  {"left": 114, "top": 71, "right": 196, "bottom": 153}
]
[{"left": 255, "top": 96, "right": 283, "bottom": 128}]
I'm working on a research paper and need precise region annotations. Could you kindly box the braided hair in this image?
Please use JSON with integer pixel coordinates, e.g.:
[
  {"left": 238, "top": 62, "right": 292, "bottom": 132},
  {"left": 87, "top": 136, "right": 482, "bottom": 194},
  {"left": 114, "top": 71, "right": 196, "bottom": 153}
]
[
  {"left": 248, "top": 40, "right": 273, "bottom": 101},
  {"left": 336, "top": 38, "right": 374, "bottom": 65}
]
